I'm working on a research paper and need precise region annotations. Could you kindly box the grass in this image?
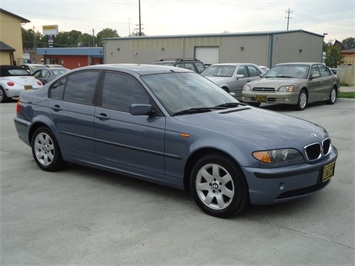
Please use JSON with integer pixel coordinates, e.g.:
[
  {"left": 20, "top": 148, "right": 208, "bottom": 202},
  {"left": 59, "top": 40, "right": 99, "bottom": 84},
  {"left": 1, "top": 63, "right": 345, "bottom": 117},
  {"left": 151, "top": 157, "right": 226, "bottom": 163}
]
[{"left": 338, "top": 91, "right": 355, "bottom": 98}]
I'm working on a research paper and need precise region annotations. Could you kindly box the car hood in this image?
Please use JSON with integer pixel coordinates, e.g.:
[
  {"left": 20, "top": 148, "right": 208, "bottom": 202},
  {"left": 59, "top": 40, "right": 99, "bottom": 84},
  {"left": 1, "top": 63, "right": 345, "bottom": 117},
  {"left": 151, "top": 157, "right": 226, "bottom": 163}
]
[
  {"left": 248, "top": 77, "right": 304, "bottom": 87},
  {"left": 173, "top": 106, "right": 327, "bottom": 149}
]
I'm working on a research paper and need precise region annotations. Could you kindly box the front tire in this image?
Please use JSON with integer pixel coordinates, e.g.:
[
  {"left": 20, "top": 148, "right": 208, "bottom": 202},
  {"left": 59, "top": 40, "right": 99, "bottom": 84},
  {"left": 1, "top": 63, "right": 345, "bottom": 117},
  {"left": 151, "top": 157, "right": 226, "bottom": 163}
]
[
  {"left": 296, "top": 89, "right": 307, "bottom": 110},
  {"left": 31, "top": 127, "right": 64, "bottom": 171},
  {"left": 327, "top": 87, "right": 337, "bottom": 104},
  {"left": 190, "top": 153, "right": 249, "bottom": 218}
]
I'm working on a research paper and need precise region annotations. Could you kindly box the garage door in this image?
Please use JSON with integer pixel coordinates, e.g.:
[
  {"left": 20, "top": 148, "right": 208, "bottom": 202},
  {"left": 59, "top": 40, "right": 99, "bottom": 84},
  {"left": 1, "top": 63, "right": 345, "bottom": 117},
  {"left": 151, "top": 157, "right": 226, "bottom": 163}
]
[{"left": 195, "top": 47, "right": 219, "bottom": 65}]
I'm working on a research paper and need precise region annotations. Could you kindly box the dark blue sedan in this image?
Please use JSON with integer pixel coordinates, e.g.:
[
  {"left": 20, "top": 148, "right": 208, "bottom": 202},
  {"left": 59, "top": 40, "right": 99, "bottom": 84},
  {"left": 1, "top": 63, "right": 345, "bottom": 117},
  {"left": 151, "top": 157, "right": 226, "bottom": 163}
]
[{"left": 14, "top": 64, "right": 338, "bottom": 218}]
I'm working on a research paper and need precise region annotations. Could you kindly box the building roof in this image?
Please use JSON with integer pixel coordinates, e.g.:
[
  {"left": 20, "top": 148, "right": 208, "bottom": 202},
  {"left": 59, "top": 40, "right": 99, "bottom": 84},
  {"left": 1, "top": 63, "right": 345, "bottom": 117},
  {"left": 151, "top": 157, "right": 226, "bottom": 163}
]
[
  {"left": 0, "top": 8, "right": 30, "bottom": 23},
  {"left": 37, "top": 47, "right": 104, "bottom": 58},
  {"left": 341, "top": 48, "right": 355, "bottom": 54},
  {"left": 103, "top": 29, "right": 324, "bottom": 41},
  {"left": 0, "top": 41, "right": 15, "bottom": 52}
]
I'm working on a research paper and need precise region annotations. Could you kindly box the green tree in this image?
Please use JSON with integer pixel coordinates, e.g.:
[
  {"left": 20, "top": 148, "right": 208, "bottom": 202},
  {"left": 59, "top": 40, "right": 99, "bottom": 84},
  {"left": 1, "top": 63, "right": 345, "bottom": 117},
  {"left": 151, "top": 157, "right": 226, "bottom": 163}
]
[
  {"left": 324, "top": 46, "right": 344, "bottom": 67},
  {"left": 342, "top": 37, "right": 355, "bottom": 49},
  {"left": 96, "top": 28, "right": 119, "bottom": 47}
]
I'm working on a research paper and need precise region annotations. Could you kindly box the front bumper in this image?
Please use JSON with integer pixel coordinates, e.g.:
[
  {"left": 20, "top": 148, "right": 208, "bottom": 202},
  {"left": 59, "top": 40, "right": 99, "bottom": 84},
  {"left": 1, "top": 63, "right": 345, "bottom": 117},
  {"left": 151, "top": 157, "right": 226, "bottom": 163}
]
[
  {"left": 242, "top": 91, "right": 299, "bottom": 105},
  {"left": 243, "top": 146, "right": 338, "bottom": 205}
]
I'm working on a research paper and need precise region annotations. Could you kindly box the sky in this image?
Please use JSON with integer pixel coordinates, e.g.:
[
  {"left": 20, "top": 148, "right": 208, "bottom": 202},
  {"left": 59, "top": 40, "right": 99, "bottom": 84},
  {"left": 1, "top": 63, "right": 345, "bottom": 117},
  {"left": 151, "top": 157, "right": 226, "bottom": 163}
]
[{"left": 1, "top": 0, "right": 354, "bottom": 43}]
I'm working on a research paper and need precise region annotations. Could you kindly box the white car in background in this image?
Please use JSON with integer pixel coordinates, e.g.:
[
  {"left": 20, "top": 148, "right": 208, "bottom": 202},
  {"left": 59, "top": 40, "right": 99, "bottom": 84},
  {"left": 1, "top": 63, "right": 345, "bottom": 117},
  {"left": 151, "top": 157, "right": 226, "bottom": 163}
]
[
  {"left": 0, "top": 65, "right": 43, "bottom": 103},
  {"left": 201, "top": 63, "right": 264, "bottom": 99}
]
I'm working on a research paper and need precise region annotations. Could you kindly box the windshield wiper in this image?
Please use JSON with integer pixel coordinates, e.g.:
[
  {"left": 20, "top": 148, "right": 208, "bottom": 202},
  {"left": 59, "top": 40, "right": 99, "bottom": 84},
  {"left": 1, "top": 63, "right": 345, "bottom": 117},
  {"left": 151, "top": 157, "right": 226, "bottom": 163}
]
[
  {"left": 215, "top": 102, "right": 245, "bottom": 108},
  {"left": 276, "top": 75, "right": 293, "bottom": 78},
  {"left": 172, "top": 107, "right": 213, "bottom": 116}
]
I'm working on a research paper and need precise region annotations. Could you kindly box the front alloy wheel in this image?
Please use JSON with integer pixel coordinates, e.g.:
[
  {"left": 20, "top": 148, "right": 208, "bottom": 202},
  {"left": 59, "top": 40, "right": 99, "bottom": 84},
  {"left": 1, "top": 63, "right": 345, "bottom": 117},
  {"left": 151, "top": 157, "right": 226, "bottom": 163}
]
[
  {"left": 190, "top": 154, "right": 249, "bottom": 218},
  {"left": 31, "top": 127, "right": 64, "bottom": 171},
  {"left": 296, "top": 90, "right": 308, "bottom": 110}
]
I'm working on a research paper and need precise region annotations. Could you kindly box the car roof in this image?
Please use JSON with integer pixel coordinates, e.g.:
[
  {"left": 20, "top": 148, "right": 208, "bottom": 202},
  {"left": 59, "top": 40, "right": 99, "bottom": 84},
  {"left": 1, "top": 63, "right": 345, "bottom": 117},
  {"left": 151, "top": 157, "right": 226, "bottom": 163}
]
[
  {"left": 209, "top": 63, "right": 257, "bottom": 66},
  {"left": 275, "top": 62, "right": 321, "bottom": 66},
  {"left": 74, "top": 64, "right": 192, "bottom": 75}
]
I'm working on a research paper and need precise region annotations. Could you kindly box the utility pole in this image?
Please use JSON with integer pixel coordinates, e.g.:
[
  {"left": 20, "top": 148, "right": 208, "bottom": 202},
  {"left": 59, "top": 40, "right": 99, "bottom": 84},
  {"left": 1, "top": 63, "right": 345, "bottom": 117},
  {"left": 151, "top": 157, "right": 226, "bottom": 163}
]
[
  {"left": 138, "top": 0, "right": 142, "bottom": 36},
  {"left": 285, "top": 8, "right": 293, "bottom": 30},
  {"left": 92, "top": 28, "right": 95, "bottom": 47}
]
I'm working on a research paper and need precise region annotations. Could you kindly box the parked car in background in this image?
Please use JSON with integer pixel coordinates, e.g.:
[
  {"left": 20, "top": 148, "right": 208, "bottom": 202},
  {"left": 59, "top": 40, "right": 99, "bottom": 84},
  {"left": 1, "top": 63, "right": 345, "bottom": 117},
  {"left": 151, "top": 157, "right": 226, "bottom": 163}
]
[
  {"left": 242, "top": 62, "right": 339, "bottom": 110},
  {"left": 152, "top": 58, "right": 206, "bottom": 73},
  {"left": 33, "top": 68, "right": 70, "bottom": 85},
  {"left": 259, "top": 65, "right": 270, "bottom": 72},
  {"left": 201, "top": 63, "right": 264, "bottom": 99},
  {"left": 14, "top": 64, "right": 338, "bottom": 218},
  {"left": 20, "top": 63, "right": 48, "bottom": 74},
  {"left": 45, "top": 64, "right": 65, "bottom": 68},
  {"left": 0, "top": 65, "right": 43, "bottom": 103}
]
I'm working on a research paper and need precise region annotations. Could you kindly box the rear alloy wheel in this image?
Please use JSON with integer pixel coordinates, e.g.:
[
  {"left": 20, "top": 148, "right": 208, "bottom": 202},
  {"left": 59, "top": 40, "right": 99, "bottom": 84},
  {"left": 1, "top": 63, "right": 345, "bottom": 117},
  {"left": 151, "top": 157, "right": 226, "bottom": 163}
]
[
  {"left": 296, "top": 89, "right": 307, "bottom": 110},
  {"left": 328, "top": 87, "right": 337, "bottom": 104},
  {"left": 0, "top": 87, "right": 8, "bottom": 103},
  {"left": 31, "top": 127, "right": 64, "bottom": 171},
  {"left": 190, "top": 153, "right": 249, "bottom": 218}
]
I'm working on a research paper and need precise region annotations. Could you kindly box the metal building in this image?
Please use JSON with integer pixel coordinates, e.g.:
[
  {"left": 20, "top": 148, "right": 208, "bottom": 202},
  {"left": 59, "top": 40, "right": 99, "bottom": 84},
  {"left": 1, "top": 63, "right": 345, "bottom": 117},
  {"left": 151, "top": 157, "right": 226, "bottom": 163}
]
[{"left": 103, "top": 29, "right": 324, "bottom": 68}]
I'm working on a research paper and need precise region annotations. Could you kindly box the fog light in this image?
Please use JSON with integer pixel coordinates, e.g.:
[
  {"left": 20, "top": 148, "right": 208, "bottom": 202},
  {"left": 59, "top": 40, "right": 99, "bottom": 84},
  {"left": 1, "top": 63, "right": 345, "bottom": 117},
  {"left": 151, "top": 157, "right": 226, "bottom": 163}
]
[{"left": 284, "top": 98, "right": 290, "bottom": 102}]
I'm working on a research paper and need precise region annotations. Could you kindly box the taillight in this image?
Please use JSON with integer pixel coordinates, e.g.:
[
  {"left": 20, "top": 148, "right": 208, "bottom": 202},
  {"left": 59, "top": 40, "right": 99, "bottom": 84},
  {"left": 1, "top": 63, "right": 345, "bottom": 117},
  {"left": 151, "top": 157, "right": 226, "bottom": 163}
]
[
  {"left": 37, "top": 80, "right": 43, "bottom": 86},
  {"left": 7, "top": 81, "right": 15, "bottom": 86},
  {"left": 16, "top": 99, "right": 21, "bottom": 113}
]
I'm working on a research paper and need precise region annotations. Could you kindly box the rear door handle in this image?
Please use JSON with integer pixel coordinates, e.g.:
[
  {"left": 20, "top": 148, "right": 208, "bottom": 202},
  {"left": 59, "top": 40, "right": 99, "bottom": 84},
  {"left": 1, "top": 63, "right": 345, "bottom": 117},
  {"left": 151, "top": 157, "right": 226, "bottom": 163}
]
[{"left": 96, "top": 113, "right": 110, "bottom": 121}]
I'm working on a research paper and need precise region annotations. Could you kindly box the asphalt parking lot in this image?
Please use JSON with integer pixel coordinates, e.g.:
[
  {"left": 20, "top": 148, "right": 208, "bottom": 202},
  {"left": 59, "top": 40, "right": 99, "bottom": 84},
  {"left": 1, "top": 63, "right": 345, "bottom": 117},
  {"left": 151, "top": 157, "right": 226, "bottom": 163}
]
[{"left": 1, "top": 99, "right": 354, "bottom": 265}]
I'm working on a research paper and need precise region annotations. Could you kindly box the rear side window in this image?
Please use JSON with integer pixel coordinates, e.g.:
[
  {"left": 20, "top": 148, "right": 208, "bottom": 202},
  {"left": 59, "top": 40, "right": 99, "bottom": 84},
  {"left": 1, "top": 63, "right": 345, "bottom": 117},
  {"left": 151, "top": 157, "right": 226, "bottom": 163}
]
[
  {"left": 63, "top": 71, "right": 99, "bottom": 104},
  {"left": 318, "top": 65, "right": 331, "bottom": 77},
  {"left": 49, "top": 71, "right": 99, "bottom": 104}
]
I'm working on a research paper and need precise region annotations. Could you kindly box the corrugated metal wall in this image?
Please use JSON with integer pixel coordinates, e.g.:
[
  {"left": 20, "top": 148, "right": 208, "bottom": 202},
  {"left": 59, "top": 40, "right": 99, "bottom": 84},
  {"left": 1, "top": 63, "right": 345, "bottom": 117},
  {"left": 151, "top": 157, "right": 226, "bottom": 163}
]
[{"left": 104, "top": 31, "right": 323, "bottom": 67}]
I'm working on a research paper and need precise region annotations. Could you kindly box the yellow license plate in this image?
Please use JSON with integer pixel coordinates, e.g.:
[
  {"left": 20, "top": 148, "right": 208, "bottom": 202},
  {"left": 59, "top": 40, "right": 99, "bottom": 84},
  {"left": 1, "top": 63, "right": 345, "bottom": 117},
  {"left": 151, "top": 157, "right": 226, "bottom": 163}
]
[
  {"left": 256, "top": 95, "right": 266, "bottom": 102},
  {"left": 24, "top": 85, "right": 32, "bottom": 90},
  {"left": 322, "top": 162, "right": 335, "bottom": 182}
]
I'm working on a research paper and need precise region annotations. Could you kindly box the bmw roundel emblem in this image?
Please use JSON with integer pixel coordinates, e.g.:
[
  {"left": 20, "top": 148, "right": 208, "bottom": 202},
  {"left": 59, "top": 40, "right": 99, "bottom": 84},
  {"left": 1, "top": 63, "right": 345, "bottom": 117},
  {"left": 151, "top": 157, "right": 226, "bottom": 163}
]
[{"left": 311, "top": 133, "right": 318, "bottom": 138}]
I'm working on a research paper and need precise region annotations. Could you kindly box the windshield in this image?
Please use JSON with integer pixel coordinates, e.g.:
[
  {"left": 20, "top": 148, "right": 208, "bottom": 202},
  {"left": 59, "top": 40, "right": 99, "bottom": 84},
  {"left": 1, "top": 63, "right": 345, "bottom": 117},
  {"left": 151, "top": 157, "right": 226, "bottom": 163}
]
[
  {"left": 264, "top": 64, "right": 310, "bottom": 79},
  {"left": 201, "top": 65, "right": 236, "bottom": 77},
  {"left": 141, "top": 72, "right": 238, "bottom": 115}
]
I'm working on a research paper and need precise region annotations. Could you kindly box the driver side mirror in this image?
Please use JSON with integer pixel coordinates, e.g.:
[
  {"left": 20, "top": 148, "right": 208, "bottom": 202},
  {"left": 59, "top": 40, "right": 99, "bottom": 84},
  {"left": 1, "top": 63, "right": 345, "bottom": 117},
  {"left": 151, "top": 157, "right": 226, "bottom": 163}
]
[
  {"left": 236, "top": 74, "right": 244, "bottom": 79},
  {"left": 310, "top": 73, "right": 320, "bottom": 79}
]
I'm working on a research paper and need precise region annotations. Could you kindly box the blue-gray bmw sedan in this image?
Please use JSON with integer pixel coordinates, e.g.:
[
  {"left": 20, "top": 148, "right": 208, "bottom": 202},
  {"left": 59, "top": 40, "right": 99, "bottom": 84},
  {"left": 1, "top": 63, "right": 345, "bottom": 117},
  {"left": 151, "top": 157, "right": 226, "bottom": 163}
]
[{"left": 14, "top": 64, "right": 338, "bottom": 218}]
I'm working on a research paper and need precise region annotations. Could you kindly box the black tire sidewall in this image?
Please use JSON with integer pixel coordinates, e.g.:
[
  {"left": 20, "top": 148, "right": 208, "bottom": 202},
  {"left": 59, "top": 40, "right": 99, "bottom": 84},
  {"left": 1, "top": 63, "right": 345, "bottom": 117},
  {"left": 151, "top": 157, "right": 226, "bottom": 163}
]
[
  {"left": 0, "top": 87, "right": 8, "bottom": 103},
  {"left": 190, "top": 153, "right": 249, "bottom": 218}
]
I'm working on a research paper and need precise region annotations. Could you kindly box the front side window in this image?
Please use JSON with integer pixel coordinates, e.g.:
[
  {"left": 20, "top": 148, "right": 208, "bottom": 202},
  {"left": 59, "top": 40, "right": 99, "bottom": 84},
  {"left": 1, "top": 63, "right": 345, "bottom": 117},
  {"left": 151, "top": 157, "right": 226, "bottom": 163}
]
[
  {"left": 247, "top": 66, "right": 261, "bottom": 77},
  {"left": 101, "top": 72, "right": 149, "bottom": 112},
  {"left": 311, "top": 65, "right": 320, "bottom": 77},
  {"left": 63, "top": 71, "right": 99, "bottom": 105}
]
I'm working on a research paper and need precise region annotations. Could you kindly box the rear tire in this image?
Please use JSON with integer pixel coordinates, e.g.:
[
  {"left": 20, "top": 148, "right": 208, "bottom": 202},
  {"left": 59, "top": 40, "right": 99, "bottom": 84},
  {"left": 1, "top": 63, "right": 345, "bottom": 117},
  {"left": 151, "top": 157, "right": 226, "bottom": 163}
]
[
  {"left": 0, "top": 87, "right": 8, "bottom": 103},
  {"left": 190, "top": 153, "right": 249, "bottom": 218},
  {"left": 296, "top": 89, "right": 307, "bottom": 110},
  {"left": 31, "top": 127, "right": 65, "bottom": 171},
  {"left": 327, "top": 87, "right": 337, "bottom": 104}
]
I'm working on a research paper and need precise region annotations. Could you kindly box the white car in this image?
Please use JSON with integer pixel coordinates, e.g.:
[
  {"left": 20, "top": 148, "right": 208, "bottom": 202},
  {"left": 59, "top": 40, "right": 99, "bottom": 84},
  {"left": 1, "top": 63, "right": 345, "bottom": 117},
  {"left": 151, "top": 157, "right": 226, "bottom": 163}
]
[
  {"left": 201, "top": 63, "right": 264, "bottom": 99},
  {"left": 0, "top": 65, "right": 43, "bottom": 103}
]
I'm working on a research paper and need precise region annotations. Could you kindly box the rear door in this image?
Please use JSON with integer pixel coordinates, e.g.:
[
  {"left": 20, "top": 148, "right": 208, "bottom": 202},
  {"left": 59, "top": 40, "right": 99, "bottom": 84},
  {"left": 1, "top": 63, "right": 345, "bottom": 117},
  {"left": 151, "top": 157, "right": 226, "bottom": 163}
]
[{"left": 48, "top": 70, "right": 99, "bottom": 159}]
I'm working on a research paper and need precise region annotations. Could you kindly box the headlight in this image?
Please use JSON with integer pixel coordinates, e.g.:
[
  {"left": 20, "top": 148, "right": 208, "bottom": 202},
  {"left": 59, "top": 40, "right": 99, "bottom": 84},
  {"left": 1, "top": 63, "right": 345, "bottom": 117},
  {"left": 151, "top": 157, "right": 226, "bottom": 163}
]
[
  {"left": 252, "top": 148, "right": 304, "bottom": 166},
  {"left": 277, "top": 85, "right": 295, "bottom": 92},
  {"left": 243, "top": 84, "right": 251, "bottom": 91}
]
